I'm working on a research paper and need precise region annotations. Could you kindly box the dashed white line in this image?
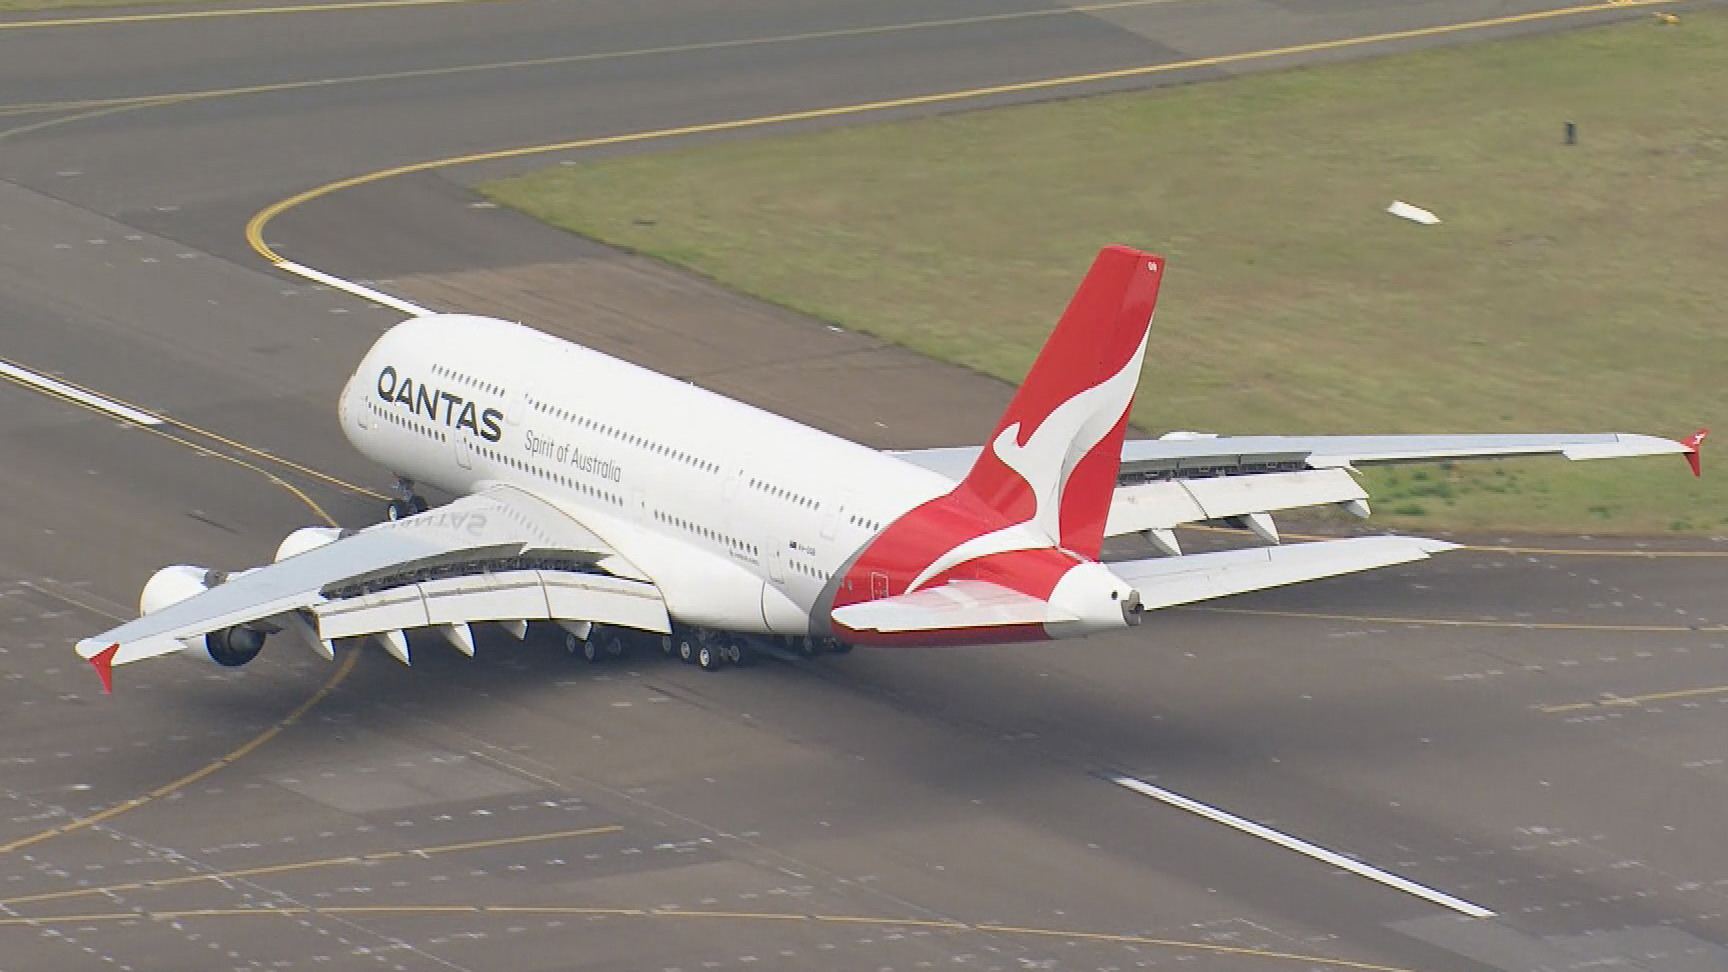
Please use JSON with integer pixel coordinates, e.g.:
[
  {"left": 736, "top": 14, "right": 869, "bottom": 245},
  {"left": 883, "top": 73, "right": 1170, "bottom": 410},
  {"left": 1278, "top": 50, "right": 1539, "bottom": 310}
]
[
  {"left": 275, "top": 260, "right": 429, "bottom": 317},
  {"left": 0, "top": 359, "right": 162, "bottom": 426},
  {"left": 1108, "top": 774, "right": 1497, "bottom": 918}
]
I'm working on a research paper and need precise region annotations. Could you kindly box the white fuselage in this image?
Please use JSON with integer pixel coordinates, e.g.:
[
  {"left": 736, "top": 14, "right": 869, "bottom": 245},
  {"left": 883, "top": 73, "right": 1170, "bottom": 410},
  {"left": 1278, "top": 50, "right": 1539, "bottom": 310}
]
[{"left": 337, "top": 314, "right": 956, "bottom": 635}]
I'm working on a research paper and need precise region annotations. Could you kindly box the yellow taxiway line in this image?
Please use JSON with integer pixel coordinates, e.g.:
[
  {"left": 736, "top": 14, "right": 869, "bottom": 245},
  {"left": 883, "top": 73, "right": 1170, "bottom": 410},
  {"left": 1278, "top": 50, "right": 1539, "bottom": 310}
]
[
  {"left": 1541, "top": 683, "right": 1728, "bottom": 714},
  {"left": 245, "top": 0, "right": 1692, "bottom": 264},
  {"left": 0, "top": 823, "right": 622, "bottom": 907},
  {"left": 0, "top": 903, "right": 1435, "bottom": 970}
]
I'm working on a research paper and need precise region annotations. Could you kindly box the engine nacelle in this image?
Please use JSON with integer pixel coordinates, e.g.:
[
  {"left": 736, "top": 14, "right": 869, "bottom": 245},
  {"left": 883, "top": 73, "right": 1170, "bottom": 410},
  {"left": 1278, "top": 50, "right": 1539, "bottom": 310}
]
[
  {"left": 196, "top": 625, "right": 266, "bottom": 667},
  {"left": 140, "top": 564, "right": 219, "bottom": 616},
  {"left": 275, "top": 526, "right": 346, "bottom": 563},
  {"left": 138, "top": 565, "right": 265, "bottom": 667}
]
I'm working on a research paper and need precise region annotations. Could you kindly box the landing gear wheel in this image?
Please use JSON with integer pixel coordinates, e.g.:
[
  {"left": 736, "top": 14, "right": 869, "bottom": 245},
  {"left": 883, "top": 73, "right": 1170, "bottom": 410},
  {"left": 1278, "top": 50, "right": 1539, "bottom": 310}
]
[
  {"left": 696, "top": 644, "right": 723, "bottom": 671},
  {"left": 581, "top": 638, "right": 601, "bottom": 664},
  {"left": 409, "top": 494, "right": 429, "bottom": 514},
  {"left": 677, "top": 636, "right": 697, "bottom": 664},
  {"left": 828, "top": 639, "right": 853, "bottom": 654},
  {"left": 386, "top": 499, "right": 414, "bottom": 521},
  {"left": 724, "top": 641, "right": 743, "bottom": 665},
  {"left": 794, "top": 636, "right": 819, "bottom": 658}
]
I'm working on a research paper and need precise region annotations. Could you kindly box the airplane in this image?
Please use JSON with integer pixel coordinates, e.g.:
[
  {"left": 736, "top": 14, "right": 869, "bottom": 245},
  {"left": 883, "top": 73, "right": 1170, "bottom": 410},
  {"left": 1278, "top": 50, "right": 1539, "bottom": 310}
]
[{"left": 77, "top": 246, "right": 1704, "bottom": 691}]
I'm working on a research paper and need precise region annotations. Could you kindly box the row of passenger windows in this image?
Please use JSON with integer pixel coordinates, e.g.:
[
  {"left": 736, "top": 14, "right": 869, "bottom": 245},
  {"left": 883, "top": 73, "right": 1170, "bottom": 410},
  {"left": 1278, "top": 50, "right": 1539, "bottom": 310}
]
[
  {"left": 430, "top": 363, "right": 503, "bottom": 398},
  {"left": 371, "top": 400, "right": 448, "bottom": 443},
  {"left": 653, "top": 509, "right": 757, "bottom": 557},
  {"left": 847, "top": 513, "right": 883, "bottom": 532},
  {"left": 528, "top": 397, "right": 719, "bottom": 474},
  {"left": 476, "top": 444, "right": 625, "bottom": 509},
  {"left": 788, "top": 558, "right": 832, "bottom": 583},
  {"left": 748, "top": 477, "right": 818, "bottom": 510}
]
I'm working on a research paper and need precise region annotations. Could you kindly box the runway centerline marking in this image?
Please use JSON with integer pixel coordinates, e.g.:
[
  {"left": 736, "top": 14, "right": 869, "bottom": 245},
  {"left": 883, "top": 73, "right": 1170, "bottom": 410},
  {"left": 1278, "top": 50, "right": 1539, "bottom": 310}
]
[
  {"left": 1541, "top": 683, "right": 1728, "bottom": 714},
  {"left": 0, "top": 352, "right": 384, "bottom": 504},
  {"left": 0, "top": 357, "right": 162, "bottom": 425},
  {"left": 1109, "top": 774, "right": 1497, "bottom": 918},
  {"left": 0, "top": 651, "right": 359, "bottom": 855}
]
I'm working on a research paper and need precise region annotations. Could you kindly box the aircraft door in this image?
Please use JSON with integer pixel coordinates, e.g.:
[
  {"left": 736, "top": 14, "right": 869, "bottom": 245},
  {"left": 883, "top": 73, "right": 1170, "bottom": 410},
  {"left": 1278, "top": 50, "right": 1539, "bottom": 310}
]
[{"left": 768, "top": 536, "right": 786, "bottom": 584}]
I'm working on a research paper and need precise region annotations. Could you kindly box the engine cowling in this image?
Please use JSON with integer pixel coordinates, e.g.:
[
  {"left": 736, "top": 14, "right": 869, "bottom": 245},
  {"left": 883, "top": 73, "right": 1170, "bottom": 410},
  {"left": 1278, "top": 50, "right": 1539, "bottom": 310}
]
[
  {"left": 275, "top": 526, "right": 346, "bottom": 563},
  {"left": 138, "top": 565, "right": 265, "bottom": 668},
  {"left": 140, "top": 564, "right": 219, "bottom": 616}
]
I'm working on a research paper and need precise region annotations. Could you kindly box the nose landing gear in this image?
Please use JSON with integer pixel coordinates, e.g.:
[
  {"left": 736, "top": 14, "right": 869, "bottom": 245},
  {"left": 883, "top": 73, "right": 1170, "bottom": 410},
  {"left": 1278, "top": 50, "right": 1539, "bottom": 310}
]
[{"left": 385, "top": 476, "right": 430, "bottom": 520}]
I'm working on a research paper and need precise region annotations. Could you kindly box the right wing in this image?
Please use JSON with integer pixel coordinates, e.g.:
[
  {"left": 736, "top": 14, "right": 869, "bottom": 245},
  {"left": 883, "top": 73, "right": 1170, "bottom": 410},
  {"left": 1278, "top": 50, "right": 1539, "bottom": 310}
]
[
  {"left": 892, "top": 430, "right": 1702, "bottom": 545},
  {"left": 77, "top": 483, "right": 668, "bottom": 684}
]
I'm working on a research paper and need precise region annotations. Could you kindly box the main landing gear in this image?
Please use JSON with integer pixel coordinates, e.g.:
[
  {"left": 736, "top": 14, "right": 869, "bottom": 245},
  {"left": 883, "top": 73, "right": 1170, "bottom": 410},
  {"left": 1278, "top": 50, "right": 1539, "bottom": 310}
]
[
  {"left": 385, "top": 476, "right": 429, "bottom": 521},
  {"left": 664, "top": 626, "right": 850, "bottom": 672}
]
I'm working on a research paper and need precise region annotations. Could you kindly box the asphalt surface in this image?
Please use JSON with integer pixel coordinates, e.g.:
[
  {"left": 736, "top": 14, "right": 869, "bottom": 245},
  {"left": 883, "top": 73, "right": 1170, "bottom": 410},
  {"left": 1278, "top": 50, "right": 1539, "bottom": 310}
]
[{"left": 3, "top": 0, "right": 1727, "bottom": 970}]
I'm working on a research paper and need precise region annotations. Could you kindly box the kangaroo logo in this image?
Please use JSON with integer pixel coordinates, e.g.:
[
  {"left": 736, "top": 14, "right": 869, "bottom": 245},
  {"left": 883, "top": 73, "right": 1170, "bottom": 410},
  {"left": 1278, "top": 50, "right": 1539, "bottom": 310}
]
[{"left": 905, "top": 327, "right": 1151, "bottom": 592}]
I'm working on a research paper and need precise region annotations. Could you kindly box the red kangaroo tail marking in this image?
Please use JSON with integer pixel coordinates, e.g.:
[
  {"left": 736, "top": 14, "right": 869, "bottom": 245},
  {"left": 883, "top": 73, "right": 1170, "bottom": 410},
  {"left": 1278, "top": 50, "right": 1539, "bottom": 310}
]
[
  {"left": 956, "top": 246, "right": 1164, "bottom": 560},
  {"left": 830, "top": 247, "right": 1165, "bottom": 639}
]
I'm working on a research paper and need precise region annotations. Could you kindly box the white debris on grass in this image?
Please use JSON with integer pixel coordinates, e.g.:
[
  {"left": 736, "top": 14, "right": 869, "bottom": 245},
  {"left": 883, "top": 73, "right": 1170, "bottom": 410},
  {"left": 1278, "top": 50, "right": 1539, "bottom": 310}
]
[{"left": 1387, "top": 200, "right": 1441, "bottom": 225}]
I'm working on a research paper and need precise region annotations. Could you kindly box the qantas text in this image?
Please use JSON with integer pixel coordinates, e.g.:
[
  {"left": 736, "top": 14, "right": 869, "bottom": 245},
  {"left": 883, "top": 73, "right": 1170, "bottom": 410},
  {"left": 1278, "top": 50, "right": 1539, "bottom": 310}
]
[{"left": 376, "top": 366, "right": 504, "bottom": 442}]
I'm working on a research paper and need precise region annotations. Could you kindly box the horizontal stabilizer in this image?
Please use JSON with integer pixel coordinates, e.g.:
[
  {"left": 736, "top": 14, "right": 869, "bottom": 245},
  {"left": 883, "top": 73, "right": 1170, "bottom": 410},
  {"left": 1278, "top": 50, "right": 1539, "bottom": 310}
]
[
  {"left": 1108, "top": 536, "right": 1457, "bottom": 611},
  {"left": 831, "top": 580, "right": 1076, "bottom": 634}
]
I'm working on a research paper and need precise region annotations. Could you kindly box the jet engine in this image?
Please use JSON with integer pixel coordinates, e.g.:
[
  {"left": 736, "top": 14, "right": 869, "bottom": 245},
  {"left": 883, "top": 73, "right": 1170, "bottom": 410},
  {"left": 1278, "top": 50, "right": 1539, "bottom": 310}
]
[
  {"left": 275, "top": 526, "right": 346, "bottom": 563},
  {"left": 138, "top": 565, "right": 266, "bottom": 667}
]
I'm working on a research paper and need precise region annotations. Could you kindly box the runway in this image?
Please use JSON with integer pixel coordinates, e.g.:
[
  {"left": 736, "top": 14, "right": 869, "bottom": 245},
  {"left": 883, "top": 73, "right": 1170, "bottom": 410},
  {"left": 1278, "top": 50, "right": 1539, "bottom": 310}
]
[{"left": 4, "top": 0, "right": 1727, "bottom": 969}]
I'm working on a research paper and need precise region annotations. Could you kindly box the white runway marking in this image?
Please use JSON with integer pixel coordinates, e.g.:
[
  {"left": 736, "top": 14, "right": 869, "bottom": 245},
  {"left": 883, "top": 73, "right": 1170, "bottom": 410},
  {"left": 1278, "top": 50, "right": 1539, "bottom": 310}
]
[
  {"left": 0, "top": 359, "right": 163, "bottom": 426},
  {"left": 275, "top": 260, "right": 430, "bottom": 317},
  {"left": 1109, "top": 774, "right": 1497, "bottom": 918}
]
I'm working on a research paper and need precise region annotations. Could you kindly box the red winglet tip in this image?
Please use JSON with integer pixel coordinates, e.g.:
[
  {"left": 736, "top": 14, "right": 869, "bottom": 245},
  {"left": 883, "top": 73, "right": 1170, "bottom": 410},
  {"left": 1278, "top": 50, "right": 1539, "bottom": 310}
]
[
  {"left": 90, "top": 643, "right": 118, "bottom": 695},
  {"left": 1682, "top": 428, "right": 1706, "bottom": 478}
]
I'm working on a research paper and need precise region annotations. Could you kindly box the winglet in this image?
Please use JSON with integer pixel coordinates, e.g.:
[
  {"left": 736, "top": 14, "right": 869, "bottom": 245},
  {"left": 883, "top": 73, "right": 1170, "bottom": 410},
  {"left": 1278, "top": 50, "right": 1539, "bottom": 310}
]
[
  {"left": 1682, "top": 428, "right": 1706, "bottom": 477},
  {"left": 90, "top": 643, "right": 118, "bottom": 694}
]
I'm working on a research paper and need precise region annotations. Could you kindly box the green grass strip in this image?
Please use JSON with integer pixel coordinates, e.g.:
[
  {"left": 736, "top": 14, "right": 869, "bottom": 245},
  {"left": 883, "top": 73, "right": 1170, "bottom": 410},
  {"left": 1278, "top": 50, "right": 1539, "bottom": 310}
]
[{"left": 484, "top": 11, "right": 1727, "bottom": 532}]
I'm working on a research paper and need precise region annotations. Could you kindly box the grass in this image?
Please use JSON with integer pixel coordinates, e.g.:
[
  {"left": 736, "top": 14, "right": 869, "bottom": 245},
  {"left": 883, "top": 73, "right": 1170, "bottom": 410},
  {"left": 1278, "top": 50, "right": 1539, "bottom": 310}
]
[{"left": 481, "top": 11, "right": 1728, "bottom": 533}]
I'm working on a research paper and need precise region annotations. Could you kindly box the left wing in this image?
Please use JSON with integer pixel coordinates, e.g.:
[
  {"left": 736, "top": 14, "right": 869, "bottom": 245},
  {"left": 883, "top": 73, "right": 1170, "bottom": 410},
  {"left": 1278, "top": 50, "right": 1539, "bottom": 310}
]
[{"left": 77, "top": 483, "right": 668, "bottom": 689}]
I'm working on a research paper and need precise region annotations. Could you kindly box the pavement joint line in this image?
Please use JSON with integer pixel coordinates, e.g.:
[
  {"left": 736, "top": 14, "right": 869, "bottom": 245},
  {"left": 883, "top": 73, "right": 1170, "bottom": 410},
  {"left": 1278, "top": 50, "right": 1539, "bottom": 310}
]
[
  {"left": 1181, "top": 606, "right": 1728, "bottom": 633},
  {"left": 0, "top": 651, "right": 359, "bottom": 856},
  {"left": 0, "top": 906, "right": 1434, "bottom": 968},
  {"left": 1108, "top": 774, "right": 1498, "bottom": 918},
  {"left": 0, "top": 0, "right": 528, "bottom": 31},
  {"left": 1182, "top": 525, "right": 1728, "bottom": 559},
  {"left": 0, "top": 824, "right": 624, "bottom": 907},
  {"left": 0, "top": 0, "right": 1194, "bottom": 113},
  {"left": 1540, "top": 683, "right": 1728, "bottom": 713},
  {"left": 243, "top": 0, "right": 1695, "bottom": 268}
]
